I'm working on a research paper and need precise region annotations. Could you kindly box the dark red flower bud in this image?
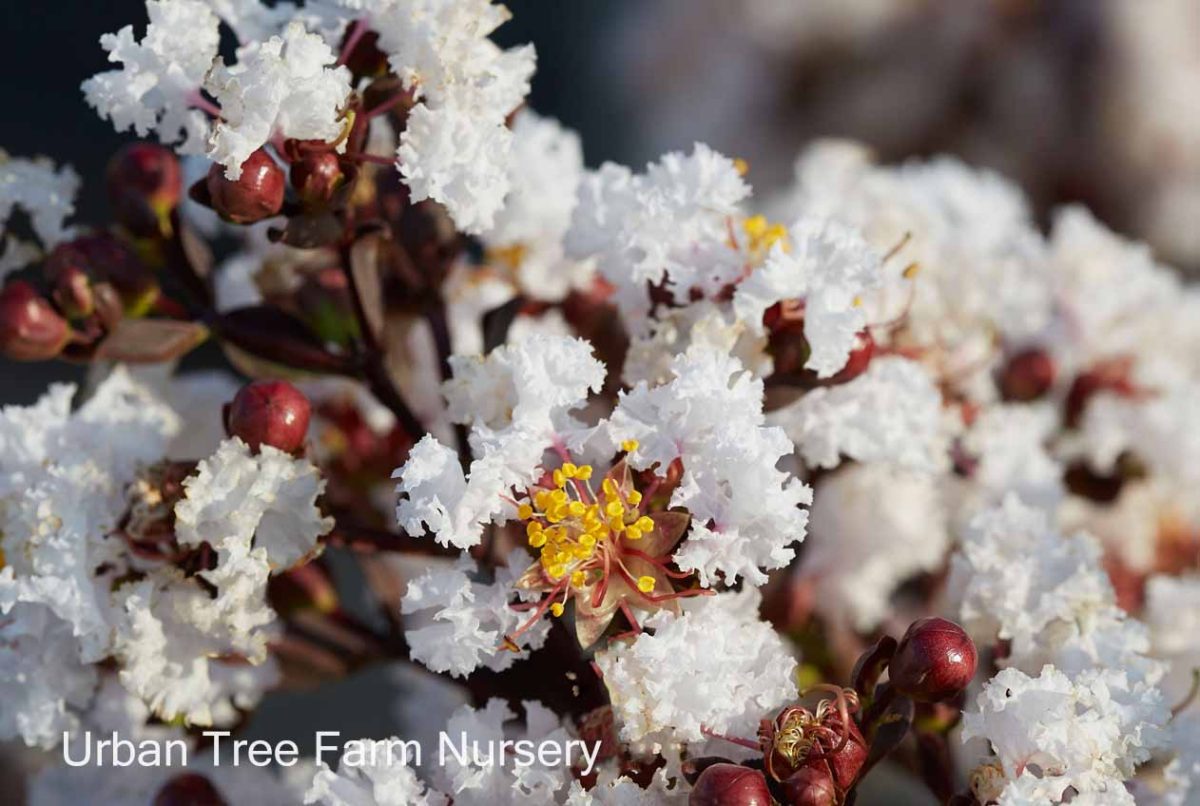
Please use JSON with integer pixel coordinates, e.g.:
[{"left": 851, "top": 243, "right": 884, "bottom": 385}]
[
  {"left": 0, "top": 281, "right": 70, "bottom": 360},
  {"left": 51, "top": 265, "right": 94, "bottom": 318},
  {"left": 688, "top": 764, "right": 773, "bottom": 806},
  {"left": 889, "top": 617, "right": 977, "bottom": 702},
  {"left": 783, "top": 765, "right": 839, "bottom": 806},
  {"left": 205, "top": 149, "right": 285, "bottom": 224},
  {"left": 153, "top": 772, "right": 228, "bottom": 806},
  {"left": 44, "top": 233, "right": 156, "bottom": 312},
  {"left": 107, "top": 142, "right": 182, "bottom": 237},
  {"left": 828, "top": 329, "right": 875, "bottom": 384},
  {"left": 290, "top": 149, "right": 344, "bottom": 207},
  {"left": 226, "top": 380, "right": 311, "bottom": 454},
  {"left": 999, "top": 348, "right": 1056, "bottom": 402}
]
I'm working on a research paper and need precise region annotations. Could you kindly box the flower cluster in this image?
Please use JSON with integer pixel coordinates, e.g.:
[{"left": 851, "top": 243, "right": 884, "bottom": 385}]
[{"left": 2, "top": 1, "right": 1200, "bottom": 804}]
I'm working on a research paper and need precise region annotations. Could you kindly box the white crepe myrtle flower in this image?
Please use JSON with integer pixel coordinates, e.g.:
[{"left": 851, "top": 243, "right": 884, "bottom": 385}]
[
  {"left": 962, "top": 665, "right": 1168, "bottom": 804},
  {"left": 565, "top": 144, "right": 750, "bottom": 328},
  {"left": 608, "top": 343, "right": 812, "bottom": 586},
  {"left": 481, "top": 110, "right": 590, "bottom": 302},
  {"left": 733, "top": 217, "right": 883, "bottom": 377},
  {"left": 950, "top": 496, "right": 1162, "bottom": 682},
  {"left": 174, "top": 436, "right": 332, "bottom": 570},
  {"left": 1162, "top": 714, "right": 1200, "bottom": 806},
  {"left": 82, "top": 0, "right": 219, "bottom": 154},
  {"left": 0, "top": 369, "right": 179, "bottom": 663},
  {"left": 359, "top": 0, "right": 535, "bottom": 233},
  {"left": 595, "top": 589, "right": 797, "bottom": 755},
  {"left": 395, "top": 335, "right": 604, "bottom": 549},
  {"left": 306, "top": 739, "right": 447, "bottom": 806},
  {"left": 565, "top": 767, "right": 688, "bottom": 805},
  {"left": 206, "top": 21, "right": 352, "bottom": 179},
  {"left": 426, "top": 698, "right": 576, "bottom": 805},
  {"left": 0, "top": 154, "right": 79, "bottom": 254},
  {"left": 801, "top": 463, "right": 948, "bottom": 632},
  {"left": 400, "top": 552, "right": 548, "bottom": 678},
  {"left": 0, "top": 598, "right": 97, "bottom": 749},
  {"left": 1144, "top": 575, "right": 1200, "bottom": 713},
  {"left": 772, "top": 355, "right": 949, "bottom": 474}
]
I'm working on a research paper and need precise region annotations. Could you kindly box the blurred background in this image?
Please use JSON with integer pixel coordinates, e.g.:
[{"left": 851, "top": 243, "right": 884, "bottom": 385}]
[{"left": 3, "top": 0, "right": 1199, "bottom": 405}]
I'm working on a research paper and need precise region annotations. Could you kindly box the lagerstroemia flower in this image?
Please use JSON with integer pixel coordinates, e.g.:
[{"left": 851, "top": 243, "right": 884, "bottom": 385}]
[
  {"left": 733, "top": 217, "right": 883, "bottom": 377},
  {"left": 206, "top": 21, "right": 352, "bottom": 180},
  {"left": 0, "top": 155, "right": 79, "bottom": 258},
  {"left": 394, "top": 334, "right": 604, "bottom": 549},
  {"left": 82, "top": 0, "right": 219, "bottom": 154},
  {"left": 609, "top": 343, "right": 812, "bottom": 586},
  {"left": 595, "top": 589, "right": 797, "bottom": 754}
]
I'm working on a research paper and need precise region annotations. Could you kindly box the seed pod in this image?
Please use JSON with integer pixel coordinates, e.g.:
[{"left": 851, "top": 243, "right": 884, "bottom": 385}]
[
  {"left": 998, "top": 348, "right": 1056, "bottom": 402},
  {"left": 783, "top": 765, "right": 839, "bottom": 806}
]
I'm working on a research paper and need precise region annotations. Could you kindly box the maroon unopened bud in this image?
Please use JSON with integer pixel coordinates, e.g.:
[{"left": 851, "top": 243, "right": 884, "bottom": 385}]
[
  {"left": 688, "top": 764, "right": 773, "bottom": 806},
  {"left": 226, "top": 380, "right": 311, "bottom": 454},
  {"left": 205, "top": 149, "right": 285, "bottom": 224},
  {"left": 290, "top": 148, "right": 344, "bottom": 207},
  {"left": 999, "top": 348, "right": 1056, "bottom": 402},
  {"left": 783, "top": 766, "right": 838, "bottom": 806},
  {"left": 107, "top": 142, "right": 182, "bottom": 237},
  {"left": 44, "top": 233, "right": 155, "bottom": 313},
  {"left": 51, "top": 265, "right": 94, "bottom": 318},
  {"left": 1064, "top": 358, "right": 1136, "bottom": 428},
  {"left": 889, "top": 617, "right": 977, "bottom": 702},
  {"left": 0, "top": 281, "right": 70, "bottom": 360},
  {"left": 153, "top": 772, "right": 228, "bottom": 806}
]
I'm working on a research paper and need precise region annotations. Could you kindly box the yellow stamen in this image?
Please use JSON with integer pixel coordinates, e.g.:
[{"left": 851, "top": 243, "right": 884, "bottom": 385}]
[
  {"left": 625, "top": 525, "right": 643, "bottom": 540},
  {"left": 621, "top": 439, "right": 640, "bottom": 453},
  {"left": 627, "top": 490, "right": 643, "bottom": 506},
  {"left": 576, "top": 465, "right": 593, "bottom": 480},
  {"left": 635, "top": 515, "right": 654, "bottom": 532},
  {"left": 571, "top": 571, "right": 585, "bottom": 587},
  {"left": 636, "top": 576, "right": 655, "bottom": 593},
  {"left": 550, "top": 602, "right": 564, "bottom": 617},
  {"left": 517, "top": 504, "right": 533, "bottom": 520},
  {"left": 733, "top": 157, "right": 749, "bottom": 176}
]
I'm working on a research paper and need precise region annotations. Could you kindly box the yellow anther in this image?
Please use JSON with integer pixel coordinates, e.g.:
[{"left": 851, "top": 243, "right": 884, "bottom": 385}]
[
  {"left": 550, "top": 602, "right": 565, "bottom": 617},
  {"left": 902, "top": 262, "right": 920, "bottom": 280},
  {"left": 548, "top": 564, "right": 567, "bottom": 579},
  {"left": 627, "top": 490, "right": 643, "bottom": 506},
  {"left": 621, "top": 439, "right": 640, "bottom": 453},
  {"left": 608, "top": 517, "right": 625, "bottom": 532},
  {"left": 605, "top": 500, "right": 625, "bottom": 518},
  {"left": 744, "top": 215, "right": 768, "bottom": 239},
  {"left": 635, "top": 515, "right": 654, "bottom": 532},
  {"left": 733, "top": 157, "right": 749, "bottom": 176},
  {"left": 636, "top": 576, "right": 655, "bottom": 593},
  {"left": 526, "top": 520, "right": 543, "bottom": 535},
  {"left": 570, "top": 571, "right": 586, "bottom": 587},
  {"left": 534, "top": 490, "right": 551, "bottom": 510},
  {"left": 602, "top": 478, "right": 619, "bottom": 498},
  {"left": 551, "top": 490, "right": 568, "bottom": 505},
  {"left": 576, "top": 465, "right": 593, "bottom": 480},
  {"left": 517, "top": 504, "right": 533, "bottom": 520},
  {"left": 553, "top": 469, "right": 566, "bottom": 488},
  {"left": 568, "top": 501, "right": 587, "bottom": 517},
  {"left": 625, "top": 525, "right": 643, "bottom": 541},
  {"left": 580, "top": 533, "right": 597, "bottom": 548},
  {"left": 563, "top": 463, "right": 578, "bottom": 477},
  {"left": 528, "top": 530, "right": 548, "bottom": 548}
]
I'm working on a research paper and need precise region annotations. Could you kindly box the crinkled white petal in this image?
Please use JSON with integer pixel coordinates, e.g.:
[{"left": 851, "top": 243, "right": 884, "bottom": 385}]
[{"left": 0, "top": 155, "right": 79, "bottom": 249}]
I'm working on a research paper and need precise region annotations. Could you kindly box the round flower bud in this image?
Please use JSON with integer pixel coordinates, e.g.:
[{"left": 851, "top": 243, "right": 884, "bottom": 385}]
[
  {"left": 689, "top": 764, "right": 773, "bottom": 806},
  {"left": 0, "top": 281, "right": 70, "bottom": 361},
  {"left": 107, "top": 142, "right": 182, "bottom": 237},
  {"left": 290, "top": 148, "right": 344, "bottom": 207},
  {"left": 44, "top": 233, "right": 156, "bottom": 313},
  {"left": 783, "top": 766, "right": 838, "bottom": 806},
  {"left": 205, "top": 149, "right": 285, "bottom": 224},
  {"left": 889, "top": 617, "right": 977, "bottom": 702},
  {"left": 153, "top": 772, "right": 228, "bottom": 806},
  {"left": 51, "top": 265, "right": 94, "bottom": 319},
  {"left": 226, "top": 380, "right": 311, "bottom": 454},
  {"left": 999, "top": 348, "right": 1056, "bottom": 402}
]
